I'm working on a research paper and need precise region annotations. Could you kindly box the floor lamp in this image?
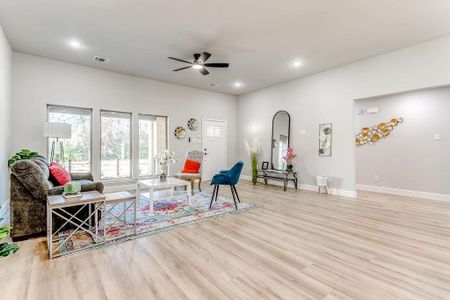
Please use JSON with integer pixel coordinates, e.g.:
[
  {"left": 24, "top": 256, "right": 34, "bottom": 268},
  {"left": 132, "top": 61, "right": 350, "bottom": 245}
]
[{"left": 44, "top": 122, "right": 72, "bottom": 163}]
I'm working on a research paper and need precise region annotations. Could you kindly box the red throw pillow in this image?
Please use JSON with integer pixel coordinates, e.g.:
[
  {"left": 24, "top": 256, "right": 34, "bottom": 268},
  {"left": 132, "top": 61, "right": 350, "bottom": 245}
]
[
  {"left": 49, "top": 162, "right": 71, "bottom": 185},
  {"left": 181, "top": 159, "right": 201, "bottom": 174}
]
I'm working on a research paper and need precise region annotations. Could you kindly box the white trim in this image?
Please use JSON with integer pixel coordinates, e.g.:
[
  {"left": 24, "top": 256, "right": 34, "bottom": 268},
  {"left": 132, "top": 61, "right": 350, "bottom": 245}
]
[
  {"left": 356, "top": 184, "right": 450, "bottom": 202},
  {"left": 241, "top": 176, "right": 357, "bottom": 198}
]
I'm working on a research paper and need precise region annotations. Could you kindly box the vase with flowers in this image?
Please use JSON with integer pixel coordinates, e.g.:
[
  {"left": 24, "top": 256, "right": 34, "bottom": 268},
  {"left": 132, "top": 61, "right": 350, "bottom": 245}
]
[
  {"left": 244, "top": 138, "right": 261, "bottom": 184},
  {"left": 283, "top": 147, "right": 297, "bottom": 172},
  {"left": 155, "top": 150, "right": 178, "bottom": 181}
]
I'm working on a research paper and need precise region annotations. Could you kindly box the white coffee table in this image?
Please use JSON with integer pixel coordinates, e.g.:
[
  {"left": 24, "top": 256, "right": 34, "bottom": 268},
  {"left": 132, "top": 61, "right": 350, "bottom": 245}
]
[{"left": 137, "top": 177, "right": 192, "bottom": 214}]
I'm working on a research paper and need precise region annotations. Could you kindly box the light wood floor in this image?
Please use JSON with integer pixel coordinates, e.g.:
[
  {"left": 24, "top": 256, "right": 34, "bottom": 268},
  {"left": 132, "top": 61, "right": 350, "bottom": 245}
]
[{"left": 2, "top": 181, "right": 450, "bottom": 300}]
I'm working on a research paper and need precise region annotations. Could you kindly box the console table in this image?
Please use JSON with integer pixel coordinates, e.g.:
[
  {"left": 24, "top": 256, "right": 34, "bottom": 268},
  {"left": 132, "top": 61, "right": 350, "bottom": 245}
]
[{"left": 254, "top": 169, "right": 298, "bottom": 191}]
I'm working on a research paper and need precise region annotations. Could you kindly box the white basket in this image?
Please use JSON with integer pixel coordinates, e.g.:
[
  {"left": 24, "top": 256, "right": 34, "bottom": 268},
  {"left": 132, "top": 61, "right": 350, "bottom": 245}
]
[{"left": 316, "top": 175, "right": 328, "bottom": 187}]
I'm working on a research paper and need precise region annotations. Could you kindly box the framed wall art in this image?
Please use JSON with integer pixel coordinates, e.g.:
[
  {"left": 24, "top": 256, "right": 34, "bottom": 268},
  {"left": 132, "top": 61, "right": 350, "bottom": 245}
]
[{"left": 319, "top": 123, "right": 332, "bottom": 157}]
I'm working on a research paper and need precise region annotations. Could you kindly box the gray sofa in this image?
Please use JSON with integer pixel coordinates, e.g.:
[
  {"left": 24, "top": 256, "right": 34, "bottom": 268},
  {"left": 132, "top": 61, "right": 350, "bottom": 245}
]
[{"left": 10, "top": 156, "right": 104, "bottom": 239}]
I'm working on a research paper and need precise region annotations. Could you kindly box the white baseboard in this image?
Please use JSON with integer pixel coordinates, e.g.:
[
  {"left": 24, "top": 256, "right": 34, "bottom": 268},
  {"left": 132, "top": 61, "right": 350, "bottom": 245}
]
[
  {"left": 241, "top": 175, "right": 357, "bottom": 198},
  {"left": 356, "top": 184, "right": 450, "bottom": 202}
]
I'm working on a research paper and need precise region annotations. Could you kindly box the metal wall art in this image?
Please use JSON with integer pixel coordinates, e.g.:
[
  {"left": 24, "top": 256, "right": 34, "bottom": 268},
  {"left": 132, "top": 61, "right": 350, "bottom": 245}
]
[
  {"left": 355, "top": 117, "right": 403, "bottom": 146},
  {"left": 187, "top": 118, "right": 199, "bottom": 131},
  {"left": 174, "top": 126, "right": 186, "bottom": 140}
]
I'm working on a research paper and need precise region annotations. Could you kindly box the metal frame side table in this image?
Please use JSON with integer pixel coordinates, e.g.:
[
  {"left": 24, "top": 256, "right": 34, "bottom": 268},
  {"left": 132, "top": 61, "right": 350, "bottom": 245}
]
[
  {"left": 47, "top": 191, "right": 105, "bottom": 260},
  {"left": 102, "top": 191, "right": 137, "bottom": 240}
]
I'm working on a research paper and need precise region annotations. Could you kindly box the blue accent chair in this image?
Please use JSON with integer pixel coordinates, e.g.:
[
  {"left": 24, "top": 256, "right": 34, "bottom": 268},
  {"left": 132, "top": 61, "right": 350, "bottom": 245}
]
[{"left": 210, "top": 161, "right": 244, "bottom": 210}]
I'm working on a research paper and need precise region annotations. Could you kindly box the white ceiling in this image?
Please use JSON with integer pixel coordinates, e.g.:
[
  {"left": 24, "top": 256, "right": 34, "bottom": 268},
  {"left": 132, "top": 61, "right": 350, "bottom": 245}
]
[{"left": 1, "top": 0, "right": 450, "bottom": 95}]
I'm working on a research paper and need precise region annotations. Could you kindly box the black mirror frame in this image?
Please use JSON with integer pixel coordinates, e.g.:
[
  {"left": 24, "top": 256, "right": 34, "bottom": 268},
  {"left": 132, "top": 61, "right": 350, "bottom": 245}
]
[{"left": 270, "top": 110, "right": 291, "bottom": 170}]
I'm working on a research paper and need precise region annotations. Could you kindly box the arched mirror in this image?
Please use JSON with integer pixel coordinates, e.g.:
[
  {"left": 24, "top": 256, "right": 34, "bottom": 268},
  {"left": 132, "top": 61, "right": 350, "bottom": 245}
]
[{"left": 271, "top": 111, "right": 290, "bottom": 170}]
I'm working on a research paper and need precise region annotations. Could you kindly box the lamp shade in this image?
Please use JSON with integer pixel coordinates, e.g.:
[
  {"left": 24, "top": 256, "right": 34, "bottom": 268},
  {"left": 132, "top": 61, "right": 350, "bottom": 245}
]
[{"left": 43, "top": 122, "right": 72, "bottom": 138}]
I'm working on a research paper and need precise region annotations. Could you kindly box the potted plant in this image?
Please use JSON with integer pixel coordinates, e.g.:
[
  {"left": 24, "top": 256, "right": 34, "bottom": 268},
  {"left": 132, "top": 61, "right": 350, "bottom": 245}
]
[
  {"left": 8, "top": 149, "right": 40, "bottom": 167},
  {"left": 0, "top": 219, "right": 19, "bottom": 257},
  {"left": 244, "top": 138, "right": 261, "bottom": 184},
  {"left": 155, "top": 150, "right": 178, "bottom": 182},
  {"left": 283, "top": 147, "right": 297, "bottom": 172}
]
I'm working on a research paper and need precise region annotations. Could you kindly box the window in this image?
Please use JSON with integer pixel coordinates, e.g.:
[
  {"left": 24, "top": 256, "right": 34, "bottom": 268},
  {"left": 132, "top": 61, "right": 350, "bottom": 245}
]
[
  {"left": 206, "top": 126, "right": 221, "bottom": 137},
  {"left": 48, "top": 105, "right": 92, "bottom": 172},
  {"left": 101, "top": 111, "right": 132, "bottom": 179},
  {"left": 139, "top": 114, "right": 167, "bottom": 177}
]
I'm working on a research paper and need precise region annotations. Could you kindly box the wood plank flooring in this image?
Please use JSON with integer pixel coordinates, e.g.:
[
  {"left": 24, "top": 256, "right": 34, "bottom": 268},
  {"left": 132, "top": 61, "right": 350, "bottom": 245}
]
[{"left": 1, "top": 180, "right": 450, "bottom": 299}]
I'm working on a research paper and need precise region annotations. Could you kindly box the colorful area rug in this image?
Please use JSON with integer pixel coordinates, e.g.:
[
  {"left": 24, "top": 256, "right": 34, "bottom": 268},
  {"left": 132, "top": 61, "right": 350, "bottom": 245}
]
[{"left": 56, "top": 190, "right": 260, "bottom": 256}]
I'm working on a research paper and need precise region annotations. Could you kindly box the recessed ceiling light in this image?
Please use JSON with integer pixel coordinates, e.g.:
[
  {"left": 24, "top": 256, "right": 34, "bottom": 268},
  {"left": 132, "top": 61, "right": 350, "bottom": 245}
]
[
  {"left": 234, "top": 82, "right": 242, "bottom": 88},
  {"left": 192, "top": 64, "right": 203, "bottom": 70},
  {"left": 209, "top": 83, "right": 219, "bottom": 88},
  {"left": 293, "top": 60, "right": 302, "bottom": 68},
  {"left": 69, "top": 39, "right": 82, "bottom": 49}
]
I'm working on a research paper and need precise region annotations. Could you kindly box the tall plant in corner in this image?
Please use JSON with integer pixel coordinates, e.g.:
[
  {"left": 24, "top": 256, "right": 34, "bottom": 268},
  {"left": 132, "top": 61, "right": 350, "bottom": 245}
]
[{"left": 244, "top": 138, "right": 261, "bottom": 184}]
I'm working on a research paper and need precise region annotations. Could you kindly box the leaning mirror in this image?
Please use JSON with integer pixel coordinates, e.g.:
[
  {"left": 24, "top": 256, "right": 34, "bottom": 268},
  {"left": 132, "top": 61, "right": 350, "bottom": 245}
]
[{"left": 271, "top": 111, "right": 290, "bottom": 170}]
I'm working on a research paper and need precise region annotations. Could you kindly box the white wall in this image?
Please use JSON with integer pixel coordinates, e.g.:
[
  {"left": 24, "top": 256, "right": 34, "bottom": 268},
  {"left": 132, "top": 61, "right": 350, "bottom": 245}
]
[
  {"left": 11, "top": 53, "right": 238, "bottom": 181},
  {"left": 0, "top": 25, "right": 12, "bottom": 211},
  {"left": 238, "top": 35, "right": 450, "bottom": 195},
  {"left": 355, "top": 86, "right": 450, "bottom": 195}
]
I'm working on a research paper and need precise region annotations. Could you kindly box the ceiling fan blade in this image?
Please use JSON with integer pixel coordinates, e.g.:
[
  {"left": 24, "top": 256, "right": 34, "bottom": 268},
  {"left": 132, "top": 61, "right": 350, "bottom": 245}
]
[
  {"left": 199, "top": 52, "right": 212, "bottom": 62},
  {"left": 173, "top": 66, "right": 192, "bottom": 72},
  {"left": 199, "top": 68, "right": 209, "bottom": 76},
  {"left": 168, "top": 57, "right": 192, "bottom": 64},
  {"left": 203, "top": 63, "right": 229, "bottom": 68},
  {"left": 193, "top": 53, "right": 201, "bottom": 61}
]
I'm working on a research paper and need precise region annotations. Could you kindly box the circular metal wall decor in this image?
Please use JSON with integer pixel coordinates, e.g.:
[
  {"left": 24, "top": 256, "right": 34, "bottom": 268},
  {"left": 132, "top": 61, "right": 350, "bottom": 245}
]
[
  {"left": 187, "top": 118, "right": 199, "bottom": 131},
  {"left": 174, "top": 126, "right": 187, "bottom": 140}
]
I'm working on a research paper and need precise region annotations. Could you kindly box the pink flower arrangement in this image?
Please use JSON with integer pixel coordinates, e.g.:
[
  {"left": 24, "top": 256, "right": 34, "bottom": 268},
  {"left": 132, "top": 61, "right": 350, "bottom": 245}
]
[{"left": 283, "top": 147, "right": 297, "bottom": 165}]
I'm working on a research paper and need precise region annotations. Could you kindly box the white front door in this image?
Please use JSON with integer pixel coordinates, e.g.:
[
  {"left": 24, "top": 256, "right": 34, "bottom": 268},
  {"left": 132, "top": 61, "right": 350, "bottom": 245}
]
[{"left": 202, "top": 119, "right": 227, "bottom": 181}]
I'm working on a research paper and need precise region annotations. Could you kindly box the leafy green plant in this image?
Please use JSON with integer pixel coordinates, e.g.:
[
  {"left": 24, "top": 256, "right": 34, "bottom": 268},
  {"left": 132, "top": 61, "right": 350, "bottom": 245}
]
[
  {"left": 8, "top": 149, "right": 40, "bottom": 168},
  {"left": 0, "top": 222, "right": 19, "bottom": 257}
]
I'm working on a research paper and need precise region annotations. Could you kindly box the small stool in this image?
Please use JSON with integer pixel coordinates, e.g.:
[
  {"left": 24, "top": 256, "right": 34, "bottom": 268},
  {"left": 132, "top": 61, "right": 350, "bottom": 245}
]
[
  {"left": 316, "top": 175, "right": 328, "bottom": 194},
  {"left": 102, "top": 191, "right": 137, "bottom": 240}
]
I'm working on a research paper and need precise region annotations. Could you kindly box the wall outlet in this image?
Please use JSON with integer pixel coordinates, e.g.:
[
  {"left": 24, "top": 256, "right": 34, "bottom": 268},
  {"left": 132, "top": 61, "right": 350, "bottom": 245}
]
[
  {"left": 373, "top": 175, "right": 380, "bottom": 181},
  {"left": 433, "top": 134, "right": 441, "bottom": 141}
]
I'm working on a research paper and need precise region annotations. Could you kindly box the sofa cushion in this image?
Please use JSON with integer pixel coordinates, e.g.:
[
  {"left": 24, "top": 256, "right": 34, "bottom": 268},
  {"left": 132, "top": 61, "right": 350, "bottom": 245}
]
[
  {"left": 47, "top": 179, "right": 104, "bottom": 196},
  {"left": 49, "top": 162, "right": 71, "bottom": 185},
  {"left": 30, "top": 157, "right": 50, "bottom": 180},
  {"left": 31, "top": 155, "right": 50, "bottom": 166},
  {"left": 10, "top": 160, "right": 50, "bottom": 199}
]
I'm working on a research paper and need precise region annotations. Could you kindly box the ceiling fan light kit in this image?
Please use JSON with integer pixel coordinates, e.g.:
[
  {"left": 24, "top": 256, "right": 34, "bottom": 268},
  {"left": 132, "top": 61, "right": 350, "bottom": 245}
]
[{"left": 169, "top": 51, "right": 229, "bottom": 76}]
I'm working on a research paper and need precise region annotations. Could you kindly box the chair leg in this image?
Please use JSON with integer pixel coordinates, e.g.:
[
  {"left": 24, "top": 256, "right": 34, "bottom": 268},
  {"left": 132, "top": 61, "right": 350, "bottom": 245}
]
[
  {"left": 230, "top": 185, "right": 238, "bottom": 203},
  {"left": 198, "top": 177, "right": 202, "bottom": 192},
  {"left": 230, "top": 186, "right": 238, "bottom": 210},
  {"left": 215, "top": 185, "right": 220, "bottom": 202},
  {"left": 232, "top": 185, "right": 241, "bottom": 203},
  {"left": 209, "top": 185, "right": 217, "bottom": 209},
  {"left": 191, "top": 179, "right": 195, "bottom": 196}
]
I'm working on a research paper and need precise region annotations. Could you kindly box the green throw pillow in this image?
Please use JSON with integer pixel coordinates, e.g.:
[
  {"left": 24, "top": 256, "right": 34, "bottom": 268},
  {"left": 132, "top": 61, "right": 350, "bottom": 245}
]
[{"left": 64, "top": 182, "right": 81, "bottom": 195}]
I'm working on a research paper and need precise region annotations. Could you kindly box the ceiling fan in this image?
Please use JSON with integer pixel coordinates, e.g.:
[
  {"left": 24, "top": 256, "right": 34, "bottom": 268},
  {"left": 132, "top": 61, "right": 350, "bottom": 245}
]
[{"left": 168, "top": 52, "right": 229, "bottom": 75}]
